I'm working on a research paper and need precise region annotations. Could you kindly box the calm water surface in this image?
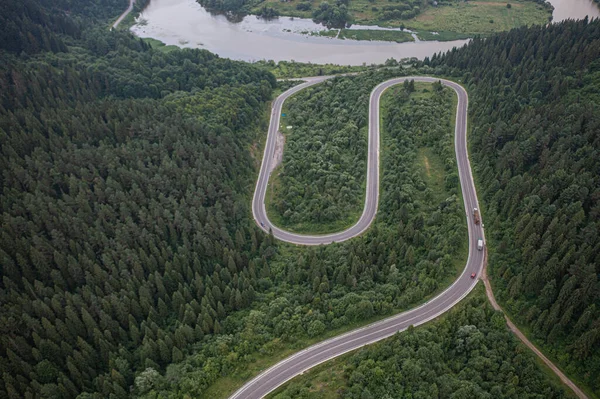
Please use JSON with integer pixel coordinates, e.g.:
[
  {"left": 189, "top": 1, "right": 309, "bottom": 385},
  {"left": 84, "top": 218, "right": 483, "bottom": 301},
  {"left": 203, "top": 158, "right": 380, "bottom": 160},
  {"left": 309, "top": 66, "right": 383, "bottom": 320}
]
[
  {"left": 130, "top": 0, "right": 468, "bottom": 64},
  {"left": 550, "top": 0, "right": 600, "bottom": 21},
  {"left": 130, "top": 0, "right": 599, "bottom": 65}
]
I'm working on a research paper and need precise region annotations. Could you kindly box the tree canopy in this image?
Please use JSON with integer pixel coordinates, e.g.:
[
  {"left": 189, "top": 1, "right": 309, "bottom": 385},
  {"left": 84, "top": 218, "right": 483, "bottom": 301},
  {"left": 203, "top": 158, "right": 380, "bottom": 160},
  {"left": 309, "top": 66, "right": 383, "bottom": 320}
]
[{"left": 427, "top": 17, "right": 600, "bottom": 394}]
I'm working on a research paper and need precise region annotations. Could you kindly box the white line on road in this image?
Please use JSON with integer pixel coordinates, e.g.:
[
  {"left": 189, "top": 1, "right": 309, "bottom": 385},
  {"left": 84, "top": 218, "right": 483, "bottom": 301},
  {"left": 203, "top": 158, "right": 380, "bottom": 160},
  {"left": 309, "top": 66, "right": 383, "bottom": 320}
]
[{"left": 233, "top": 76, "right": 486, "bottom": 399}]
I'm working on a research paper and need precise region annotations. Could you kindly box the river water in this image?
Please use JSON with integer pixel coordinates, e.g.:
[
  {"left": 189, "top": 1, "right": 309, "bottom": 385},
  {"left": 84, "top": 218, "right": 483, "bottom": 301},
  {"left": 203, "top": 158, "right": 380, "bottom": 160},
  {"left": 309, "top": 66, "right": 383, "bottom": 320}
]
[
  {"left": 130, "top": 0, "right": 600, "bottom": 65},
  {"left": 550, "top": 0, "right": 600, "bottom": 21}
]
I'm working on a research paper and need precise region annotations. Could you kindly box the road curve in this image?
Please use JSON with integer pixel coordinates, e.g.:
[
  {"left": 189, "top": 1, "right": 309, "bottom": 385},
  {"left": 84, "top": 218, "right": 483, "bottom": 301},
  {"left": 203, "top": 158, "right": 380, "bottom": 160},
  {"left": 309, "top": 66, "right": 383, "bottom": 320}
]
[
  {"left": 253, "top": 76, "right": 477, "bottom": 245},
  {"left": 236, "top": 76, "right": 485, "bottom": 399},
  {"left": 111, "top": 0, "right": 135, "bottom": 30}
]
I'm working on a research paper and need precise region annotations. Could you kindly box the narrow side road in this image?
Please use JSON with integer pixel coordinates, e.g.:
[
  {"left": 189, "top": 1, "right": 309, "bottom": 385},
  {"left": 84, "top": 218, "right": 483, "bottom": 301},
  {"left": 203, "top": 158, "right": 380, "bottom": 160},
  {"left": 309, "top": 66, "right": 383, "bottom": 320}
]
[
  {"left": 237, "top": 76, "right": 485, "bottom": 398},
  {"left": 482, "top": 254, "right": 589, "bottom": 399},
  {"left": 111, "top": 0, "right": 135, "bottom": 30}
]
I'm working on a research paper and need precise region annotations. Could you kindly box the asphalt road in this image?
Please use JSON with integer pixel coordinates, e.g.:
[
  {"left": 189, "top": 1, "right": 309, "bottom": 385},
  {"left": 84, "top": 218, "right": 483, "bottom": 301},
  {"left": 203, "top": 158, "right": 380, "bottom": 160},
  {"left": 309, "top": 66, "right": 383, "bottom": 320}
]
[{"left": 237, "top": 76, "right": 485, "bottom": 398}]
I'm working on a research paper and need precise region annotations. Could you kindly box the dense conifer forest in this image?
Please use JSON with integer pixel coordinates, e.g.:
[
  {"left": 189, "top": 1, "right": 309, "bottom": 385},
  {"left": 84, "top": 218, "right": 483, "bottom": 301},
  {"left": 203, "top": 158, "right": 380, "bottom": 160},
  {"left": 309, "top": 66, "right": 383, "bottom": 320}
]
[
  {"left": 1, "top": 0, "right": 599, "bottom": 397},
  {"left": 0, "top": 0, "right": 469, "bottom": 394},
  {"left": 0, "top": 1, "right": 277, "bottom": 397},
  {"left": 428, "top": 18, "right": 600, "bottom": 394}
]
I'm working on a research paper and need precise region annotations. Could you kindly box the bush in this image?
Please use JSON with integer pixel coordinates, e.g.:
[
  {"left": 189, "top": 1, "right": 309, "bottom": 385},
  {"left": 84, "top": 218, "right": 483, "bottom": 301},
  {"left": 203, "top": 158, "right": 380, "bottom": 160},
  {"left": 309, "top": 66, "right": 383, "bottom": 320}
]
[
  {"left": 296, "top": 2, "right": 312, "bottom": 11},
  {"left": 307, "top": 320, "right": 326, "bottom": 337}
]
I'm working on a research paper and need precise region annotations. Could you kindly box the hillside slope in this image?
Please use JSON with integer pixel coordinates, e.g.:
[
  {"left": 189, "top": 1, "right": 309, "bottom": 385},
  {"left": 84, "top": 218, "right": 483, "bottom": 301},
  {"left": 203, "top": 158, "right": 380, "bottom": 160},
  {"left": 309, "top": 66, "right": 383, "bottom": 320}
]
[{"left": 430, "top": 18, "right": 600, "bottom": 395}]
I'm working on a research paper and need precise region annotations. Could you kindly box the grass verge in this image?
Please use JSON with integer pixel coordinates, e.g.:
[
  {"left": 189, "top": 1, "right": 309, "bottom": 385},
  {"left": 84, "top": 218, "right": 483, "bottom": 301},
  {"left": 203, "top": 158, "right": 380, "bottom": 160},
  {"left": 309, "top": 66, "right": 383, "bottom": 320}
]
[
  {"left": 337, "top": 29, "right": 414, "bottom": 42},
  {"left": 142, "top": 37, "right": 179, "bottom": 52},
  {"left": 266, "top": 353, "right": 350, "bottom": 398}
]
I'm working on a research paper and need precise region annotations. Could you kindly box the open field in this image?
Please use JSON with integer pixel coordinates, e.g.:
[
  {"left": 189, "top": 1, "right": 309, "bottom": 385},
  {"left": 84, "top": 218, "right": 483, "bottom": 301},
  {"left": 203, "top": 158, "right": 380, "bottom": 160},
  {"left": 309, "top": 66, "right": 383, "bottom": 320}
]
[
  {"left": 142, "top": 37, "right": 180, "bottom": 52},
  {"left": 337, "top": 29, "right": 414, "bottom": 42},
  {"left": 252, "top": 0, "right": 551, "bottom": 40},
  {"left": 406, "top": 0, "right": 552, "bottom": 35}
]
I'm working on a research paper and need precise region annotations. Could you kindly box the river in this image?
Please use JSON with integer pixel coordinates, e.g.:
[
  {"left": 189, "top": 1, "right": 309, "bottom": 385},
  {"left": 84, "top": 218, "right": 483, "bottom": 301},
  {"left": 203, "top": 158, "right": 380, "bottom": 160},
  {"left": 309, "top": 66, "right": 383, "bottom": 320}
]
[
  {"left": 130, "top": 0, "right": 600, "bottom": 65},
  {"left": 550, "top": 0, "right": 600, "bottom": 21}
]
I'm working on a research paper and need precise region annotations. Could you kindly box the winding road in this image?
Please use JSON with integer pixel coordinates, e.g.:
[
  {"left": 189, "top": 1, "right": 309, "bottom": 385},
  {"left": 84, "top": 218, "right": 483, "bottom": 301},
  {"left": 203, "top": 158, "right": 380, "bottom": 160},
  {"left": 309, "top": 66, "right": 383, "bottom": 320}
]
[
  {"left": 236, "top": 76, "right": 485, "bottom": 398},
  {"left": 111, "top": 0, "right": 135, "bottom": 29}
]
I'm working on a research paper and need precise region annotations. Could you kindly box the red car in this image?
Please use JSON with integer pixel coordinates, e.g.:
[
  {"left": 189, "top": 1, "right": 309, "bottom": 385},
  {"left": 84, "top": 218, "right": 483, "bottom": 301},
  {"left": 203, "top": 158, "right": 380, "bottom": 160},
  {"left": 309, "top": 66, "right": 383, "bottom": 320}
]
[{"left": 470, "top": 272, "right": 477, "bottom": 279}]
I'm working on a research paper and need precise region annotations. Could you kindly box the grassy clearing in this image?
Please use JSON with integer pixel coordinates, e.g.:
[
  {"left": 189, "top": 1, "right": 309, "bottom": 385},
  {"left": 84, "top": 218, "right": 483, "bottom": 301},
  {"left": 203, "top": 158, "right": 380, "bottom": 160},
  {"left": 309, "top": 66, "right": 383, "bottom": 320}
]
[
  {"left": 142, "top": 37, "right": 179, "bottom": 52},
  {"left": 418, "top": 148, "right": 446, "bottom": 203},
  {"left": 266, "top": 354, "right": 350, "bottom": 398},
  {"left": 251, "top": 0, "right": 550, "bottom": 40},
  {"left": 338, "top": 29, "right": 414, "bottom": 42},
  {"left": 406, "top": 0, "right": 552, "bottom": 35}
]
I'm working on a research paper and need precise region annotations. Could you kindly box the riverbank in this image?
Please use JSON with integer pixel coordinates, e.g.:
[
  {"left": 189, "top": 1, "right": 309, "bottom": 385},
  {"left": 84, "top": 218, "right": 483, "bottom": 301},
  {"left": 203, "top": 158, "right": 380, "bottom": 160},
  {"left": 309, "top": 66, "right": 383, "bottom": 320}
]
[
  {"left": 111, "top": 0, "right": 135, "bottom": 29},
  {"left": 242, "top": 0, "right": 553, "bottom": 39},
  {"left": 130, "top": 0, "right": 470, "bottom": 65},
  {"left": 129, "top": 0, "right": 600, "bottom": 64}
]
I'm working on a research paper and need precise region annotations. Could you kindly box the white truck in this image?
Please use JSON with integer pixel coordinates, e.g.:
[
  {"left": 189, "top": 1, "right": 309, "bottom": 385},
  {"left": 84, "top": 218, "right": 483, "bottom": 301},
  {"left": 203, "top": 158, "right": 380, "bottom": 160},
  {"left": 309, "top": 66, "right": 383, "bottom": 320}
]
[{"left": 477, "top": 239, "right": 484, "bottom": 251}]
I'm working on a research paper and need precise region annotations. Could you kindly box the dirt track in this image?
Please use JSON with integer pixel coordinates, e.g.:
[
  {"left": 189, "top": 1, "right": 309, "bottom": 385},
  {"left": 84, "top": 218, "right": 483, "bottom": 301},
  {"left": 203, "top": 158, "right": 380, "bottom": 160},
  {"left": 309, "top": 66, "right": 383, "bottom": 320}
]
[{"left": 482, "top": 251, "right": 588, "bottom": 399}]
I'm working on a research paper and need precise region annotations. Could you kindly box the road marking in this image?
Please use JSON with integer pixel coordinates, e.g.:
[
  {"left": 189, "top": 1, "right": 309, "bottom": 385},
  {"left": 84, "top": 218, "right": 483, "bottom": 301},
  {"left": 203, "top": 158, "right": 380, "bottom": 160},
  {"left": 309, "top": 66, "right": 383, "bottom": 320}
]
[{"left": 233, "top": 76, "right": 487, "bottom": 399}]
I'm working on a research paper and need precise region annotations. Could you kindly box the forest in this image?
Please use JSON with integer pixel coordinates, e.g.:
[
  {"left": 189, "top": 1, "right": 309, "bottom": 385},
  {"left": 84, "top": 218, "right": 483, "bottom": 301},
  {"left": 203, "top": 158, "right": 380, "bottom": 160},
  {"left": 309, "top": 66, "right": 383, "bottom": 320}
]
[
  {"left": 1, "top": 0, "right": 599, "bottom": 397},
  {"left": 0, "top": 0, "right": 471, "bottom": 392},
  {"left": 268, "top": 76, "right": 370, "bottom": 233},
  {"left": 132, "top": 75, "right": 468, "bottom": 397},
  {"left": 0, "top": 0, "right": 278, "bottom": 397},
  {"left": 427, "top": 17, "right": 600, "bottom": 395},
  {"left": 270, "top": 287, "right": 571, "bottom": 399}
]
